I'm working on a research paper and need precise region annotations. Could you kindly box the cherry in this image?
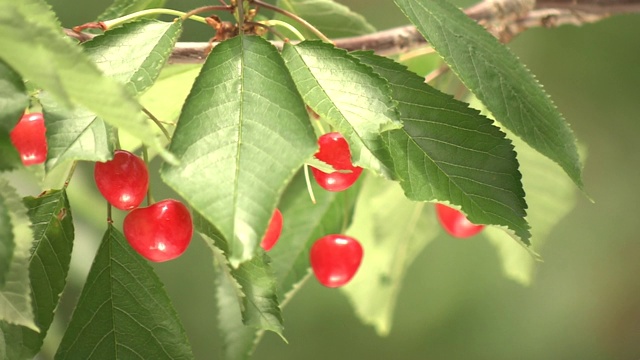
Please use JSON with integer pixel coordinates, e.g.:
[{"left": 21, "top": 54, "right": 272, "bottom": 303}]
[
  {"left": 123, "top": 199, "right": 193, "bottom": 262},
  {"left": 310, "top": 234, "right": 363, "bottom": 288},
  {"left": 260, "top": 208, "right": 283, "bottom": 252},
  {"left": 94, "top": 150, "right": 149, "bottom": 210},
  {"left": 435, "top": 203, "right": 485, "bottom": 238},
  {"left": 9, "top": 112, "right": 47, "bottom": 166},
  {"left": 310, "top": 132, "right": 363, "bottom": 192}
]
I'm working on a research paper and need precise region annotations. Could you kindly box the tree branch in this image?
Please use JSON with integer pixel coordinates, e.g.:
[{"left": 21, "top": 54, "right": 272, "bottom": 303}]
[{"left": 65, "top": 0, "right": 640, "bottom": 64}]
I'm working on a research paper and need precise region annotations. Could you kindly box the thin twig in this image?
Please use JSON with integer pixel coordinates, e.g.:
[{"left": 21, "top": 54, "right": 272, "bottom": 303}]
[{"left": 142, "top": 107, "right": 171, "bottom": 141}]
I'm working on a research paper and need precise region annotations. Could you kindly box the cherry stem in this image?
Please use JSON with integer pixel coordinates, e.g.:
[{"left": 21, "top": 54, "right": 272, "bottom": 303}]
[
  {"left": 63, "top": 161, "right": 78, "bottom": 189},
  {"left": 237, "top": 0, "right": 245, "bottom": 34},
  {"left": 247, "top": 21, "right": 287, "bottom": 41},
  {"left": 303, "top": 164, "right": 317, "bottom": 204},
  {"left": 424, "top": 64, "right": 450, "bottom": 84},
  {"left": 141, "top": 147, "right": 154, "bottom": 206},
  {"left": 107, "top": 203, "right": 113, "bottom": 224},
  {"left": 181, "top": 5, "right": 235, "bottom": 21},
  {"left": 99, "top": 9, "right": 209, "bottom": 30},
  {"left": 252, "top": 0, "right": 332, "bottom": 43},
  {"left": 142, "top": 107, "right": 171, "bottom": 141},
  {"left": 260, "top": 19, "right": 305, "bottom": 41}
]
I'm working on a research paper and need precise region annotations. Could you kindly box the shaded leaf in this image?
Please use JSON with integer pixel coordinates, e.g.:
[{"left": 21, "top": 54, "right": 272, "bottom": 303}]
[
  {"left": 0, "top": 178, "right": 36, "bottom": 331},
  {"left": 394, "top": 0, "right": 583, "bottom": 188},
  {"left": 342, "top": 174, "right": 438, "bottom": 335},
  {"left": 0, "top": 0, "right": 173, "bottom": 162},
  {"left": 275, "top": 0, "right": 375, "bottom": 38},
  {"left": 55, "top": 226, "right": 194, "bottom": 359},
  {"left": 0, "top": 60, "right": 28, "bottom": 132},
  {"left": 162, "top": 35, "right": 316, "bottom": 266},
  {"left": 0, "top": 130, "right": 22, "bottom": 172},
  {"left": 1, "top": 190, "right": 74, "bottom": 359},
  {"left": 352, "top": 51, "right": 530, "bottom": 243},
  {"left": 282, "top": 41, "right": 401, "bottom": 177}
]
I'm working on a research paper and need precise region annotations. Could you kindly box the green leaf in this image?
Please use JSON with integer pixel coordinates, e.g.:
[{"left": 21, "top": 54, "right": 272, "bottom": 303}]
[
  {"left": 0, "top": 178, "right": 36, "bottom": 331},
  {"left": 282, "top": 41, "right": 402, "bottom": 177},
  {"left": 341, "top": 174, "right": 438, "bottom": 335},
  {"left": 393, "top": 0, "right": 583, "bottom": 189},
  {"left": 275, "top": 0, "right": 376, "bottom": 38},
  {"left": 0, "top": 0, "right": 173, "bottom": 162},
  {"left": 1, "top": 190, "right": 74, "bottom": 359},
  {"left": 40, "top": 92, "right": 116, "bottom": 171},
  {"left": 0, "top": 130, "right": 22, "bottom": 172},
  {"left": 161, "top": 35, "right": 317, "bottom": 266},
  {"left": 97, "top": 0, "right": 168, "bottom": 21},
  {"left": 83, "top": 20, "right": 183, "bottom": 95},
  {"left": 0, "top": 60, "right": 28, "bottom": 132},
  {"left": 194, "top": 214, "right": 285, "bottom": 337},
  {"left": 55, "top": 226, "right": 194, "bottom": 359},
  {"left": 352, "top": 51, "right": 530, "bottom": 243}
]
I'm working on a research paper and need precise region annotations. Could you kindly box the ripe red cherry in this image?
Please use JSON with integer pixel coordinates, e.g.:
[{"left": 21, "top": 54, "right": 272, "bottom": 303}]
[
  {"left": 123, "top": 199, "right": 193, "bottom": 262},
  {"left": 311, "top": 132, "right": 363, "bottom": 192},
  {"left": 9, "top": 112, "right": 47, "bottom": 166},
  {"left": 260, "top": 208, "right": 283, "bottom": 252},
  {"left": 435, "top": 203, "right": 485, "bottom": 238},
  {"left": 310, "top": 234, "right": 363, "bottom": 288},
  {"left": 94, "top": 150, "right": 149, "bottom": 210}
]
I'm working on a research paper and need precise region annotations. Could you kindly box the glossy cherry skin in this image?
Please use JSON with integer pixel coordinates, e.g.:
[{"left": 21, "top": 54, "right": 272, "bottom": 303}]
[
  {"left": 311, "top": 132, "right": 363, "bottom": 192},
  {"left": 310, "top": 234, "right": 363, "bottom": 288},
  {"left": 94, "top": 150, "right": 149, "bottom": 210},
  {"left": 123, "top": 199, "right": 193, "bottom": 262},
  {"left": 260, "top": 208, "right": 283, "bottom": 252},
  {"left": 10, "top": 112, "right": 48, "bottom": 166},
  {"left": 435, "top": 203, "right": 485, "bottom": 238}
]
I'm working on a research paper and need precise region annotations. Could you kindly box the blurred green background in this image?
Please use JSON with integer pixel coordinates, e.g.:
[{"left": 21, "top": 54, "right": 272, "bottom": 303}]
[{"left": 24, "top": 0, "right": 640, "bottom": 359}]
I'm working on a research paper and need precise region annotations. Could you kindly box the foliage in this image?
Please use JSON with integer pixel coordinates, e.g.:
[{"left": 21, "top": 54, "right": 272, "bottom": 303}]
[{"left": 0, "top": 0, "right": 587, "bottom": 358}]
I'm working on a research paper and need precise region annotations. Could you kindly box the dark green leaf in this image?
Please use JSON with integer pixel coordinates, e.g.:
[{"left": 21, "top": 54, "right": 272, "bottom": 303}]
[
  {"left": 341, "top": 174, "right": 438, "bottom": 335},
  {"left": 1, "top": 190, "right": 74, "bottom": 359},
  {"left": 275, "top": 0, "right": 375, "bottom": 38},
  {"left": 0, "top": 130, "right": 22, "bottom": 171},
  {"left": 0, "top": 60, "right": 28, "bottom": 132},
  {"left": 394, "top": 0, "right": 583, "bottom": 188},
  {"left": 352, "top": 51, "right": 530, "bottom": 243},
  {"left": 97, "top": 0, "right": 168, "bottom": 21},
  {"left": 83, "top": 20, "right": 183, "bottom": 95},
  {"left": 282, "top": 41, "right": 401, "bottom": 177},
  {"left": 0, "top": 0, "right": 173, "bottom": 162},
  {"left": 55, "top": 226, "right": 194, "bottom": 359},
  {"left": 0, "top": 178, "right": 36, "bottom": 331},
  {"left": 194, "top": 214, "right": 285, "bottom": 337},
  {"left": 162, "top": 35, "right": 316, "bottom": 266}
]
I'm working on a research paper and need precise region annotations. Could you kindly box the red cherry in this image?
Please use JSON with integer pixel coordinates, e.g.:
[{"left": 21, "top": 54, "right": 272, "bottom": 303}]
[
  {"left": 260, "top": 208, "right": 283, "bottom": 252},
  {"left": 311, "top": 132, "right": 363, "bottom": 192},
  {"left": 123, "top": 199, "right": 193, "bottom": 262},
  {"left": 9, "top": 112, "right": 47, "bottom": 166},
  {"left": 435, "top": 203, "right": 485, "bottom": 238},
  {"left": 94, "top": 150, "right": 149, "bottom": 210},
  {"left": 310, "top": 234, "right": 363, "bottom": 288}
]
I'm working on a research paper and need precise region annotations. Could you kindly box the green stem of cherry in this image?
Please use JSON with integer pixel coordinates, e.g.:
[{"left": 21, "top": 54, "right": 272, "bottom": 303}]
[
  {"left": 303, "top": 164, "right": 317, "bottom": 204},
  {"left": 142, "top": 107, "right": 171, "bottom": 141},
  {"left": 260, "top": 19, "right": 306, "bottom": 41},
  {"left": 101, "top": 8, "right": 209, "bottom": 30},
  {"left": 63, "top": 161, "right": 78, "bottom": 189},
  {"left": 252, "top": 0, "right": 332, "bottom": 43},
  {"left": 141, "top": 146, "right": 154, "bottom": 206}
]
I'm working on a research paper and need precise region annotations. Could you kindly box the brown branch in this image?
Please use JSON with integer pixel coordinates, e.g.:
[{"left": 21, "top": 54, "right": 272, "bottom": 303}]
[{"left": 65, "top": 0, "right": 640, "bottom": 64}]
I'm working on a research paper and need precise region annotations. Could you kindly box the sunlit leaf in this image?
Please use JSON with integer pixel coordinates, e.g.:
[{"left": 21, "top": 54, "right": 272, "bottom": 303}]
[
  {"left": 1, "top": 189, "right": 74, "bottom": 359},
  {"left": 394, "top": 0, "right": 584, "bottom": 189},
  {"left": 341, "top": 174, "right": 437, "bottom": 335},
  {"left": 55, "top": 226, "right": 194, "bottom": 359},
  {"left": 352, "top": 51, "right": 530, "bottom": 243},
  {"left": 0, "top": 178, "right": 36, "bottom": 331},
  {"left": 0, "top": 60, "right": 28, "bottom": 132},
  {"left": 162, "top": 35, "right": 317, "bottom": 266},
  {"left": 282, "top": 41, "right": 401, "bottom": 177}
]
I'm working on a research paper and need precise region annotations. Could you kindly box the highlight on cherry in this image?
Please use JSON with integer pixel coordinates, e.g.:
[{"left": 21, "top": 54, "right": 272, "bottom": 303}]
[
  {"left": 310, "top": 234, "right": 364, "bottom": 288},
  {"left": 9, "top": 112, "right": 48, "bottom": 166},
  {"left": 310, "top": 132, "right": 363, "bottom": 192},
  {"left": 94, "top": 149, "right": 149, "bottom": 211}
]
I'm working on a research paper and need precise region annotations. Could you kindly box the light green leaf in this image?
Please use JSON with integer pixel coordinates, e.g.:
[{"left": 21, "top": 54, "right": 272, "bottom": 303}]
[
  {"left": 0, "top": 60, "right": 28, "bottom": 132},
  {"left": 0, "top": 0, "right": 173, "bottom": 162},
  {"left": 55, "top": 225, "right": 194, "bottom": 359},
  {"left": 394, "top": 0, "right": 583, "bottom": 189},
  {"left": 0, "top": 178, "right": 36, "bottom": 331},
  {"left": 276, "top": 0, "right": 375, "bottom": 38},
  {"left": 1, "top": 190, "right": 74, "bottom": 359},
  {"left": 162, "top": 35, "right": 317, "bottom": 266},
  {"left": 282, "top": 41, "right": 401, "bottom": 177},
  {"left": 342, "top": 174, "right": 438, "bottom": 335},
  {"left": 352, "top": 51, "right": 530, "bottom": 243},
  {"left": 97, "top": 0, "right": 168, "bottom": 21},
  {"left": 83, "top": 19, "right": 183, "bottom": 95}
]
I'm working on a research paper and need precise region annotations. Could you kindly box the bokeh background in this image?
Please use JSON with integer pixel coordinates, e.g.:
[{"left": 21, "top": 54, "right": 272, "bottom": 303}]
[{"left": 20, "top": 0, "right": 640, "bottom": 359}]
